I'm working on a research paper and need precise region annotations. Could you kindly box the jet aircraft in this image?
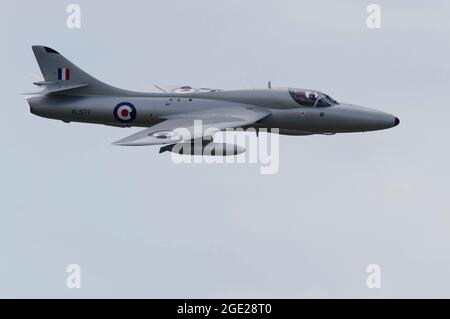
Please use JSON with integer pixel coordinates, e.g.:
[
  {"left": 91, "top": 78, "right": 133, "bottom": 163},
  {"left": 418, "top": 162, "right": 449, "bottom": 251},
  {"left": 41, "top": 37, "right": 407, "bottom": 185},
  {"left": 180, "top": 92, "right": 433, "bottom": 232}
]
[{"left": 27, "top": 46, "right": 399, "bottom": 155}]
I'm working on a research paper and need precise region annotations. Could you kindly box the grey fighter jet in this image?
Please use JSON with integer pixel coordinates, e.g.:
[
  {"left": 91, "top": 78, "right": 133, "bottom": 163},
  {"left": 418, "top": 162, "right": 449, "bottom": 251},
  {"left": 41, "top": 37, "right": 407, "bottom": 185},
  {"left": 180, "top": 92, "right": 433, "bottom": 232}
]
[{"left": 27, "top": 46, "right": 399, "bottom": 155}]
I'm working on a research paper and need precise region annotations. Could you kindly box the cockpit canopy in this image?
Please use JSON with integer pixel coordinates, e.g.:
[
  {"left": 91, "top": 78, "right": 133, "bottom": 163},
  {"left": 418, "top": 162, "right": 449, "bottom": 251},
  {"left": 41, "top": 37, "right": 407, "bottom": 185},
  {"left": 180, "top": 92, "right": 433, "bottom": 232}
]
[{"left": 289, "top": 89, "right": 338, "bottom": 107}]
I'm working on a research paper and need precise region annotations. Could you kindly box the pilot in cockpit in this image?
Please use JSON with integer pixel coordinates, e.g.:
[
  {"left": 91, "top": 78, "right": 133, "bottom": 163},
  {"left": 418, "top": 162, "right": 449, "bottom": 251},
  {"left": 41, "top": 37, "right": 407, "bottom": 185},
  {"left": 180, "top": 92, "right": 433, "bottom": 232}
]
[{"left": 289, "top": 88, "right": 338, "bottom": 108}]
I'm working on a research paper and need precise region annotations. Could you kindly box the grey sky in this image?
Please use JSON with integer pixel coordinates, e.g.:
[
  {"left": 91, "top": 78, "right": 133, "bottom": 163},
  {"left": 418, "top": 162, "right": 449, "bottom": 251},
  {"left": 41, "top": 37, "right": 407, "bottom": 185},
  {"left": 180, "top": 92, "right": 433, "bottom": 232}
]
[{"left": 1, "top": 0, "right": 450, "bottom": 298}]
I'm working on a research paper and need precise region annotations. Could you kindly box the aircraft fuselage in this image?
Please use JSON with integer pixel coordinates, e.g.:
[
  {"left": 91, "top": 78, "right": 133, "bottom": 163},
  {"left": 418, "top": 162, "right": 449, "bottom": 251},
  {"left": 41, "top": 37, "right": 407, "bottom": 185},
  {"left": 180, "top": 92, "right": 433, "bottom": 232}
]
[{"left": 28, "top": 88, "right": 399, "bottom": 135}]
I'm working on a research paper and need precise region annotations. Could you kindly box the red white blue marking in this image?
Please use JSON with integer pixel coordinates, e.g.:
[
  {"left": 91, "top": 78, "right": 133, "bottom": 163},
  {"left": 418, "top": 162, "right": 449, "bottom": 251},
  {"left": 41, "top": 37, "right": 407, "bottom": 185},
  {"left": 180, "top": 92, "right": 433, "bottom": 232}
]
[
  {"left": 114, "top": 102, "right": 137, "bottom": 123},
  {"left": 58, "top": 68, "right": 70, "bottom": 81}
]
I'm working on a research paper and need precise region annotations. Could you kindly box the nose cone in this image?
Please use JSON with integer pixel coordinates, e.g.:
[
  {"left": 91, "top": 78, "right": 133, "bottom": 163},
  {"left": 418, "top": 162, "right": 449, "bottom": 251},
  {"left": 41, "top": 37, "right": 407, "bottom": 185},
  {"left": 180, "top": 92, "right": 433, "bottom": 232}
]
[
  {"left": 374, "top": 111, "right": 399, "bottom": 130},
  {"left": 332, "top": 104, "right": 399, "bottom": 132}
]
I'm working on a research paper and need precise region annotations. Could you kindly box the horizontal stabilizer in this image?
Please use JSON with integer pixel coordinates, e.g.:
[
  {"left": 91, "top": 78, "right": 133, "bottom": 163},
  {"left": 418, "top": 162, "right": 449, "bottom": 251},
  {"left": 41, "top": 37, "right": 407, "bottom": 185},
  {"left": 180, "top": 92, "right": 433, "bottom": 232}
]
[{"left": 23, "top": 82, "right": 88, "bottom": 95}]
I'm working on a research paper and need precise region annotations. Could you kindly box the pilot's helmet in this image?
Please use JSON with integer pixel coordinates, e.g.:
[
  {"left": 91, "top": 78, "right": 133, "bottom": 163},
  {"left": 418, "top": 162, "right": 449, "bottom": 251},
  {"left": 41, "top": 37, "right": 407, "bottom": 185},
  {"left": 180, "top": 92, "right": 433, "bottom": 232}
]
[{"left": 307, "top": 92, "right": 317, "bottom": 99}]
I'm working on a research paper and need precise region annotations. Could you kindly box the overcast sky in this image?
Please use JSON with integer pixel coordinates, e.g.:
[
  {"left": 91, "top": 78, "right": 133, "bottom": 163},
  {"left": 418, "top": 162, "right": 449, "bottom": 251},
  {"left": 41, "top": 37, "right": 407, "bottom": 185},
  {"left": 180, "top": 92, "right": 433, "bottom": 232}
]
[{"left": 1, "top": 0, "right": 450, "bottom": 298}]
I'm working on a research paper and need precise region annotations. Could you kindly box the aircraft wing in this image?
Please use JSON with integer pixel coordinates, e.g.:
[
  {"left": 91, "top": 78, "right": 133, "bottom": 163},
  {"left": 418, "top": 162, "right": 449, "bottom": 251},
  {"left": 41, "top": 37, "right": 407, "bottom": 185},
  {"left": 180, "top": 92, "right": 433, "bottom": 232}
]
[{"left": 112, "top": 106, "right": 271, "bottom": 146}]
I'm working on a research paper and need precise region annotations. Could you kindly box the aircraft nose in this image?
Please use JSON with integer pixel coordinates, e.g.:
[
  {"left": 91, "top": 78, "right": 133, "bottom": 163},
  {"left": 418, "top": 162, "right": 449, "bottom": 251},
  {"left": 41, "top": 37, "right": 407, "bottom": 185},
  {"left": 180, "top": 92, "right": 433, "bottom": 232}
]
[
  {"left": 336, "top": 104, "right": 400, "bottom": 132},
  {"left": 372, "top": 111, "right": 399, "bottom": 130}
]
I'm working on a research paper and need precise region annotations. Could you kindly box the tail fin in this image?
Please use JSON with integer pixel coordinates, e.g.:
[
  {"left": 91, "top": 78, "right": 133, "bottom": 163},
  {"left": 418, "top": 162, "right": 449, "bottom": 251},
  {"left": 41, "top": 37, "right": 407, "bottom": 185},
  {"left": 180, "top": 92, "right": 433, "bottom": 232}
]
[{"left": 31, "top": 45, "right": 126, "bottom": 95}]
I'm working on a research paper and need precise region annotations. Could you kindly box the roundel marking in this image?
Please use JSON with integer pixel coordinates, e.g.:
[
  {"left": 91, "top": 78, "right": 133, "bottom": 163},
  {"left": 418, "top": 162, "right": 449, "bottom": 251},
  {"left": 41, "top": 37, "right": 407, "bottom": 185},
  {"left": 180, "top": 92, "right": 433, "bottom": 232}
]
[
  {"left": 151, "top": 131, "right": 176, "bottom": 139},
  {"left": 114, "top": 102, "right": 136, "bottom": 123}
]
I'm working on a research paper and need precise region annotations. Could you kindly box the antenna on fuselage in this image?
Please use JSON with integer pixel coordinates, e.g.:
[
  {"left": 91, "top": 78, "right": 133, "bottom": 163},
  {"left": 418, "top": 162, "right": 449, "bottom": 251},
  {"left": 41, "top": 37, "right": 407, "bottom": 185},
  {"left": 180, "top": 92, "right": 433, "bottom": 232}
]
[{"left": 154, "top": 84, "right": 167, "bottom": 93}]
